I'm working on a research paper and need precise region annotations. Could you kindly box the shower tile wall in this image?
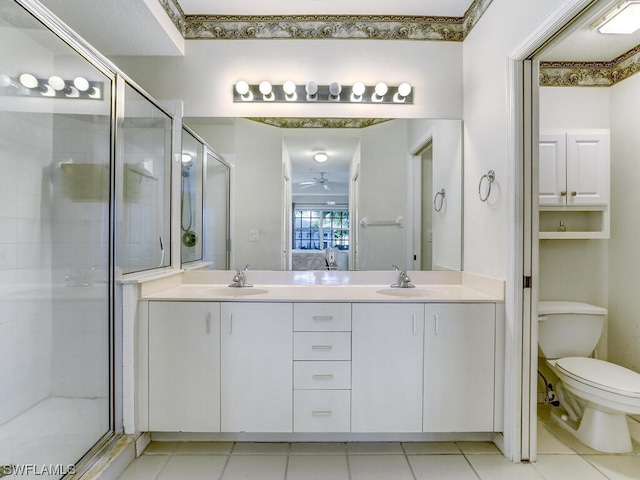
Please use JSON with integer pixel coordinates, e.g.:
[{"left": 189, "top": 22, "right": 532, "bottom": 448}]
[
  {"left": 50, "top": 114, "right": 109, "bottom": 399},
  {"left": 0, "top": 111, "right": 54, "bottom": 426},
  {"left": 0, "top": 111, "right": 110, "bottom": 426}
]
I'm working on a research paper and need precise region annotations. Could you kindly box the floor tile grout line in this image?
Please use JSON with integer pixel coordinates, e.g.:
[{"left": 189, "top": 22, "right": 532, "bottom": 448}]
[
  {"left": 461, "top": 453, "right": 489, "bottom": 480},
  {"left": 216, "top": 443, "right": 234, "bottom": 480},
  {"left": 400, "top": 442, "right": 418, "bottom": 480}
]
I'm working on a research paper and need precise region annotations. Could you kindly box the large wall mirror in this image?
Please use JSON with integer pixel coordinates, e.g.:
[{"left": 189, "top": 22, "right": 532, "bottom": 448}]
[{"left": 185, "top": 117, "right": 462, "bottom": 271}]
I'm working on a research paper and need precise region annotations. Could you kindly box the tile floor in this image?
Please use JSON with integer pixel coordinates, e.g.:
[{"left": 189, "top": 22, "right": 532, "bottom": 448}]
[
  {"left": 0, "top": 397, "right": 109, "bottom": 480},
  {"left": 117, "top": 407, "right": 640, "bottom": 480}
]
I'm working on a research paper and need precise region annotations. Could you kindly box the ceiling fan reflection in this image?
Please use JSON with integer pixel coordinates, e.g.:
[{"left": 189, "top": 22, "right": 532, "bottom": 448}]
[{"left": 299, "top": 171, "right": 333, "bottom": 190}]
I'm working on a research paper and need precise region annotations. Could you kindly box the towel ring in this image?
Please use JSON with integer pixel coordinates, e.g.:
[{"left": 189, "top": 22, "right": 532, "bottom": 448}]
[
  {"left": 433, "top": 188, "right": 446, "bottom": 212},
  {"left": 478, "top": 170, "right": 495, "bottom": 202}
]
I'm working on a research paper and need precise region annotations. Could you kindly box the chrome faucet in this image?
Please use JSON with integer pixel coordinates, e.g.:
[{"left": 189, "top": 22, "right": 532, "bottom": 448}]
[
  {"left": 391, "top": 270, "right": 415, "bottom": 289},
  {"left": 229, "top": 265, "right": 253, "bottom": 287}
]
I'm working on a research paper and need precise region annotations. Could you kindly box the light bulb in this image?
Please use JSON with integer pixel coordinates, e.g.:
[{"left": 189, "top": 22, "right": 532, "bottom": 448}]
[
  {"left": 48, "top": 75, "right": 66, "bottom": 91},
  {"left": 352, "top": 82, "right": 366, "bottom": 97},
  {"left": 73, "top": 76, "right": 90, "bottom": 92},
  {"left": 19, "top": 73, "right": 38, "bottom": 89},
  {"left": 0, "top": 74, "right": 11, "bottom": 88},
  {"left": 235, "top": 80, "right": 249, "bottom": 95},
  {"left": 306, "top": 81, "right": 318, "bottom": 95},
  {"left": 374, "top": 82, "right": 388, "bottom": 97},
  {"left": 329, "top": 82, "right": 342, "bottom": 96},
  {"left": 283, "top": 80, "right": 296, "bottom": 95},
  {"left": 181, "top": 154, "right": 192, "bottom": 163},
  {"left": 259, "top": 81, "right": 272, "bottom": 96},
  {"left": 398, "top": 82, "right": 412, "bottom": 97}
]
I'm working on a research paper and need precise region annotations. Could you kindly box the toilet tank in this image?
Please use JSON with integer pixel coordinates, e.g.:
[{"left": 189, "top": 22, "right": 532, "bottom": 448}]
[{"left": 538, "top": 301, "right": 607, "bottom": 359}]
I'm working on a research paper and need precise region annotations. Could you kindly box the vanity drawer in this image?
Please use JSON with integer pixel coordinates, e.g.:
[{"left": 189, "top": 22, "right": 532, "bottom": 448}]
[
  {"left": 294, "top": 390, "right": 351, "bottom": 432},
  {"left": 294, "top": 332, "right": 351, "bottom": 361},
  {"left": 294, "top": 303, "right": 351, "bottom": 332},
  {"left": 294, "top": 361, "right": 351, "bottom": 390}
]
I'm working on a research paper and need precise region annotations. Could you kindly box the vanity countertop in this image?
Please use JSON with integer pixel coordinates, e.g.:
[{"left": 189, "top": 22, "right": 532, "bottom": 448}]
[{"left": 141, "top": 283, "right": 502, "bottom": 303}]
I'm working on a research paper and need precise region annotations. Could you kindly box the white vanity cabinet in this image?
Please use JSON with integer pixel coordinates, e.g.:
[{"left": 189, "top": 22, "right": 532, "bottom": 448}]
[
  {"left": 539, "top": 131, "right": 610, "bottom": 238},
  {"left": 423, "top": 303, "right": 496, "bottom": 432},
  {"left": 220, "top": 302, "right": 293, "bottom": 432},
  {"left": 351, "top": 303, "right": 425, "bottom": 432},
  {"left": 293, "top": 303, "right": 351, "bottom": 433},
  {"left": 148, "top": 301, "right": 220, "bottom": 432}
]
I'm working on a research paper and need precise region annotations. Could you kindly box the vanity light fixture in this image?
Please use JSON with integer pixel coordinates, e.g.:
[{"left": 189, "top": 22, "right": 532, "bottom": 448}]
[
  {"left": 329, "top": 82, "right": 342, "bottom": 101},
  {"left": 306, "top": 81, "right": 319, "bottom": 101},
  {"left": 594, "top": 1, "right": 640, "bottom": 34},
  {"left": 394, "top": 82, "right": 412, "bottom": 103},
  {"left": 351, "top": 81, "right": 366, "bottom": 102},
  {"left": 283, "top": 80, "right": 297, "bottom": 101},
  {"left": 259, "top": 81, "right": 274, "bottom": 101},
  {"left": 73, "top": 76, "right": 90, "bottom": 92},
  {"left": 373, "top": 82, "right": 388, "bottom": 102},
  {"left": 0, "top": 72, "right": 103, "bottom": 99},
  {"left": 314, "top": 152, "right": 329, "bottom": 163},
  {"left": 232, "top": 80, "right": 413, "bottom": 104},
  {"left": 235, "top": 80, "right": 253, "bottom": 101},
  {"left": 19, "top": 73, "right": 38, "bottom": 89}
]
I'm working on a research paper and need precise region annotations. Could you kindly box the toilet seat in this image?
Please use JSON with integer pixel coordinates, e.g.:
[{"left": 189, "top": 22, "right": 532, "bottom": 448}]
[{"left": 555, "top": 357, "right": 640, "bottom": 398}]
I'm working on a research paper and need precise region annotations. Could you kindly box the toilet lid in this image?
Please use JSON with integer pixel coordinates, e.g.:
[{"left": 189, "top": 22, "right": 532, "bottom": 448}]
[
  {"left": 556, "top": 357, "right": 640, "bottom": 397},
  {"left": 538, "top": 301, "right": 607, "bottom": 316}
]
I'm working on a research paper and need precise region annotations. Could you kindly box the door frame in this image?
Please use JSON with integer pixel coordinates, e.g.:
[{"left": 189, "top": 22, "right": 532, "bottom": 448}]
[{"left": 507, "top": 0, "right": 596, "bottom": 462}]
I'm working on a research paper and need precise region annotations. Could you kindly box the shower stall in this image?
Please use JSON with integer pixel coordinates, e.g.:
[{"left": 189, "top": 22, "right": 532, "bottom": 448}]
[{"left": 0, "top": 0, "right": 175, "bottom": 477}]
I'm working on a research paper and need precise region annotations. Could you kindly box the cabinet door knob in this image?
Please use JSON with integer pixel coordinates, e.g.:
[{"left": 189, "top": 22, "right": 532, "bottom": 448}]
[
  {"left": 571, "top": 191, "right": 577, "bottom": 196},
  {"left": 560, "top": 191, "right": 567, "bottom": 197}
]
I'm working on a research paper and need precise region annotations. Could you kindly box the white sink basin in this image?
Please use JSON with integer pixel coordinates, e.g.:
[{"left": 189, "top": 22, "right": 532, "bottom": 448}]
[
  {"left": 200, "top": 287, "right": 269, "bottom": 297},
  {"left": 376, "top": 288, "right": 439, "bottom": 298}
]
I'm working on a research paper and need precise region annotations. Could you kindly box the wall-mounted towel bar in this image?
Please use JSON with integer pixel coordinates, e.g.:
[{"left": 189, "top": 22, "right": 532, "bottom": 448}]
[{"left": 360, "top": 216, "right": 404, "bottom": 228}]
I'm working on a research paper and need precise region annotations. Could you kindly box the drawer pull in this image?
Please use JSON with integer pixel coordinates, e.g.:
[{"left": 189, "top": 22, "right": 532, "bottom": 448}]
[
  {"left": 206, "top": 311, "right": 211, "bottom": 334},
  {"left": 312, "top": 345, "right": 333, "bottom": 350},
  {"left": 312, "top": 374, "right": 334, "bottom": 380},
  {"left": 434, "top": 313, "right": 439, "bottom": 335},
  {"left": 312, "top": 410, "right": 333, "bottom": 416},
  {"left": 312, "top": 315, "right": 334, "bottom": 321}
]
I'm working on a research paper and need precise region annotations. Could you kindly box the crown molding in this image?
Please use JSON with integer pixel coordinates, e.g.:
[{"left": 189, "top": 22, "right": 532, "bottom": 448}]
[
  {"left": 159, "top": 0, "right": 493, "bottom": 41},
  {"left": 247, "top": 117, "right": 392, "bottom": 129},
  {"left": 539, "top": 44, "right": 640, "bottom": 87}
]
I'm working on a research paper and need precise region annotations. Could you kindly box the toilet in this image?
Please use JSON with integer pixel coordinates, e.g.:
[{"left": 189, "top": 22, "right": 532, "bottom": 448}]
[{"left": 538, "top": 301, "right": 640, "bottom": 453}]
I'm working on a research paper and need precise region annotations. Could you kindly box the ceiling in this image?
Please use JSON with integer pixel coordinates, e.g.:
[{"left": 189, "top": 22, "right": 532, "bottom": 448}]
[
  {"left": 178, "top": 0, "right": 473, "bottom": 17},
  {"left": 541, "top": 0, "right": 640, "bottom": 62},
  {"left": 283, "top": 131, "right": 360, "bottom": 196}
]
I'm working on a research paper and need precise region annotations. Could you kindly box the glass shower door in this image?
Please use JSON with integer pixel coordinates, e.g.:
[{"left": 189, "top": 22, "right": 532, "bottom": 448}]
[{"left": 0, "top": 0, "right": 112, "bottom": 477}]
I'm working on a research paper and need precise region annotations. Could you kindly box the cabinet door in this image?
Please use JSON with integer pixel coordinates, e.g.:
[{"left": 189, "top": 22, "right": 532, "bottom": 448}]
[
  {"left": 539, "top": 134, "right": 567, "bottom": 206},
  {"left": 423, "top": 303, "right": 495, "bottom": 432},
  {"left": 220, "top": 302, "right": 293, "bottom": 432},
  {"left": 351, "top": 303, "right": 424, "bottom": 432},
  {"left": 148, "top": 301, "right": 220, "bottom": 432},
  {"left": 566, "top": 132, "right": 609, "bottom": 206}
]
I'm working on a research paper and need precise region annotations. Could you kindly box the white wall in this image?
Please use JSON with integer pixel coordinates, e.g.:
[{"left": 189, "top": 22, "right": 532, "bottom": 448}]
[
  {"left": 112, "top": 39, "right": 462, "bottom": 119},
  {"left": 609, "top": 73, "right": 640, "bottom": 373},
  {"left": 462, "top": 0, "right": 564, "bottom": 279},
  {"left": 538, "top": 87, "right": 610, "bottom": 317}
]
